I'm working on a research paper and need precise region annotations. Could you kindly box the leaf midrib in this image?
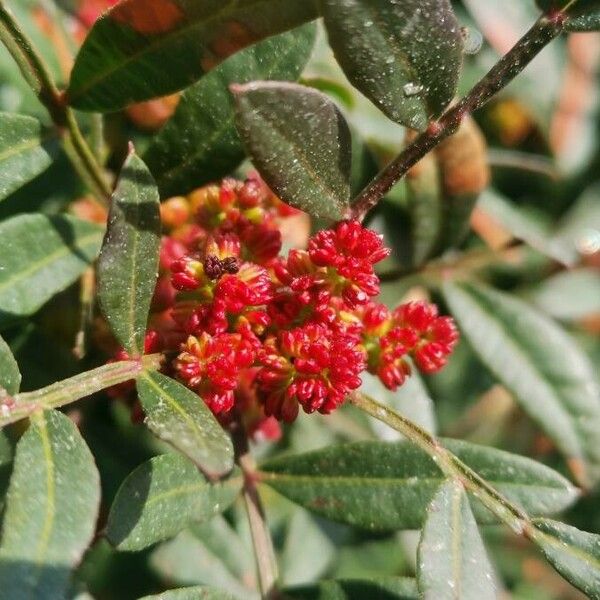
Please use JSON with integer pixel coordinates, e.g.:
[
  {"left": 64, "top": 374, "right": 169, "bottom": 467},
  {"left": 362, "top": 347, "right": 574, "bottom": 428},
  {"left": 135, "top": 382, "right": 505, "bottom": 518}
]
[
  {"left": 0, "top": 229, "right": 102, "bottom": 296},
  {"left": 140, "top": 373, "right": 206, "bottom": 451},
  {"left": 259, "top": 471, "right": 569, "bottom": 491},
  {"left": 445, "top": 283, "right": 586, "bottom": 462},
  {"left": 69, "top": 0, "right": 309, "bottom": 101},
  {"left": 32, "top": 412, "right": 55, "bottom": 591}
]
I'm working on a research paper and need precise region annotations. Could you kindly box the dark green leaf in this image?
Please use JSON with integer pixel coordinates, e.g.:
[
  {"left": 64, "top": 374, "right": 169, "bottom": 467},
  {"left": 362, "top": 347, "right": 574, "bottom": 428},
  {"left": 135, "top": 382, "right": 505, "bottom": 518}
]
[
  {"left": 136, "top": 371, "right": 234, "bottom": 476},
  {"left": 67, "top": 0, "right": 319, "bottom": 111},
  {"left": 0, "top": 410, "right": 100, "bottom": 599},
  {"left": 0, "top": 333, "right": 20, "bottom": 394},
  {"left": 259, "top": 439, "right": 578, "bottom": 530},
  {"left": 283, "top": 577, "right": 419, "bottom": 599},
  {"left": 97, "top": 149, "right": 160, "bottom": 356},
  {"left": 531, "top": 518, "right": 600, "bottom": 598},
  {"left": 0, "top": 113, "right": 56, "bottom": 201},
  {"left": 319, "top": 0, "right": 463, "bottom": 129},
  {"left": 417, "top": 480, "right": 496, "bottom": 599},
  {"left": 144, "top": 25, "right": 316, "bottom": 197},
  {"left": 444, "top": 281, "right": 600, "bottom": 487},
  {"left": 0, "top": 214, "right": 103, "bottom": 326},
  {"left": 232, "top": 81, "right": 351, "bottom": 219},
  {"left": 107, "top": 453, "right": 242, "bottom": 551},
  {"left": 140, "top": 587, "right": 236, "bottom": 600},
  {"left": 536, "top": 0, "right": 600, "bottom": 31}
]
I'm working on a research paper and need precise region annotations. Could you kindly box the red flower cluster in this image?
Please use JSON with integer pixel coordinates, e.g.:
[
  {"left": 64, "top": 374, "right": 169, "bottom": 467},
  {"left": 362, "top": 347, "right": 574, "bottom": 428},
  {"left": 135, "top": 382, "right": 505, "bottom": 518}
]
[{"left": 111, "top": 175, "right": 458, "bottom": 437}]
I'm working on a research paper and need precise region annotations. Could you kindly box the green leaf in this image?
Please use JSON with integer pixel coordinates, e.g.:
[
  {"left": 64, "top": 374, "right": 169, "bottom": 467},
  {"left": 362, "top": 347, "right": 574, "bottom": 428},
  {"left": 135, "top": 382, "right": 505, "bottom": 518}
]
[
  {"left": 140, "top": 587, "right": 236, "bottom": 600},
  {"left": 0, "top": 333, "right": 20, "bottom": 394},
  {"left": 280, "top": 509, "right": 335, "bottom": 586},
  {"left": 319, "top": 0, "right": 463, "bottom": 130},
  {"left": 0, "top": 214, "right": 103, "bottom": 326},
  {"left": 0, "top": 410, "right": 100, "bottom": 599},
  {"left": 443, "top": 281, "right": 600, "bottom": 487},
  {"left": 404, "top": 152, "right": 442, "bottom": 265},
  {"left": 107, "top": 453, "right": 242, "bottom": 551},
  {"left": 536, "top": 0, "right": 600, "bottom": 31},
  {"left": 283, "top": 577, "right": 419, "bottom": 599},
  {"left": 67, "top": 0, "right": 319, "bottom": 111},
  {"left": 97, "top": 149, "right": 160, "bottom": 356},
  {"left": 523, "top": 269, "right": 600, "bottom": 321},
  {"left": 150, "top": 519, "right": 258, "bottom": 599},
  {"left": 136, "top": 371, "right": 234, "bottom": 476},
  {"left": 232, "top": 81, "right": 351, "bottom": 219},
  {"left": 530, "top": 518, "right": 600, "bottom": 598},
  {"left": 417, "top": 480, "right": 496, "bottom": 599},
  {"left": 144, "top": 25, "right": 316, "bottom": 197},
  {"left": 0, "top": 113, "right": 56, "bottom": 201},
  {"left": 477, "top": 189, "right": 574, "bottom": 265},
  {"left": 259, "top": 439, "right": 578, "bottom": 530}
]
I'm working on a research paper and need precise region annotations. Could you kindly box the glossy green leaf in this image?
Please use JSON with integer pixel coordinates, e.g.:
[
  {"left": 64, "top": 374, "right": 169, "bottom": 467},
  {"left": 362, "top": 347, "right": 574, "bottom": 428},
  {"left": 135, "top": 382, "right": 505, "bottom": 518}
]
[
  {"left": 0, "top": 333, "right": 20, "bottom": 394},
  {"left": 259, "top": 439, "right": 578, "bottom": 530},
  {"left": 319, "top": 0, "right": 463, "bottom": 130},
  {"left": 97, "top": 149, "right": 160, "bottom": 356},
  {"left": 0, "top": 113, "right": 56, "bottom": 201},
  {"left": 531, "top": 518, "right": 600, "bottom": 598},
  {"left": 144, "top": 25, "right": 316, "bottom": 197},
  {"left": 444, "top": 281, "right": 600, "bottom": 487},
  {"left": 0, "top": 214, "right": 103, "bottom": 326},
  {"left": 283, "top": 577, "right": 419, "bottom": 599},
  {"left": 136, "top": 371, "right": 234, "bottom": 476},
  {"left": 417, "top": 480, "right": 496, "bottom": 599},
  {"left": 107, "top": 453, "right": 242, "bottom": 551},
  {"left": 536, "top": 0, "right": 600, "bottom": 31},
  {"left": 140, "top": 587, "right": 236, "bottom": 600},
  {"left": 67, "top": 0, "right": 319, "bottom": 111},
  {"left": 150, "top": 518, "right": 258, "bottom": 599},
  {"left": 232, "top": 81, "right": 351, "bottom": 219},
  {"left": 0, "top": 410, "right": 100, "bottom": 599}
]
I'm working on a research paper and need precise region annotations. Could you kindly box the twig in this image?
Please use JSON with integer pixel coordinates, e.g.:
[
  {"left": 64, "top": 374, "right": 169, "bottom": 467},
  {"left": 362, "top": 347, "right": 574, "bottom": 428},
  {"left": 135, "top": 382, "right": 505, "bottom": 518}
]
[
  {"left": 348, "top": 392, "right": 540, "bottom": 534},
  {"left": 349, "top": 12, "right": 566, "bottom": 222},
  {"left": 0, "top": 1, "right": 111, "bottom": 203},
  {"left": 0, "top": 354, "right": 162, "bottom": 427},
  {"left": 233, "top": 424, "right": 279, "bottom": 599}
]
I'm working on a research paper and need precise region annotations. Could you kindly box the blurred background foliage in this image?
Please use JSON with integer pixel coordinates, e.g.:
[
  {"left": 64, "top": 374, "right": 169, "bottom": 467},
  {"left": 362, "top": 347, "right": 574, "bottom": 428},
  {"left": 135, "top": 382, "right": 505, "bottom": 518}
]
[{"left": 0, "top": 0, "right": 598, "bottom": 598}]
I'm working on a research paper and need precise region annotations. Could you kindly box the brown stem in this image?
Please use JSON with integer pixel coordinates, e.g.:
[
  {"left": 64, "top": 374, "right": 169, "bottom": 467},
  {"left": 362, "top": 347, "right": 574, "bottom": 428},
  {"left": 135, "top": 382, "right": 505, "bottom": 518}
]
[
  {"left": 349, "top": 13, "right": 565, "bottom": 222},
  {"left": 233, "top": 424, "right": 279, "bottom": 599}
]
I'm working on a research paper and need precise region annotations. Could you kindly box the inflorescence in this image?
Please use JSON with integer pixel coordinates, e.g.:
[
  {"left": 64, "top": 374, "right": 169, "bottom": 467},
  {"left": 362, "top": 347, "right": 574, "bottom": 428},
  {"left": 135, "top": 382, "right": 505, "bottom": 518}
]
[{"left": 113, "top": 174, "right": 459, "bottom": 439}]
